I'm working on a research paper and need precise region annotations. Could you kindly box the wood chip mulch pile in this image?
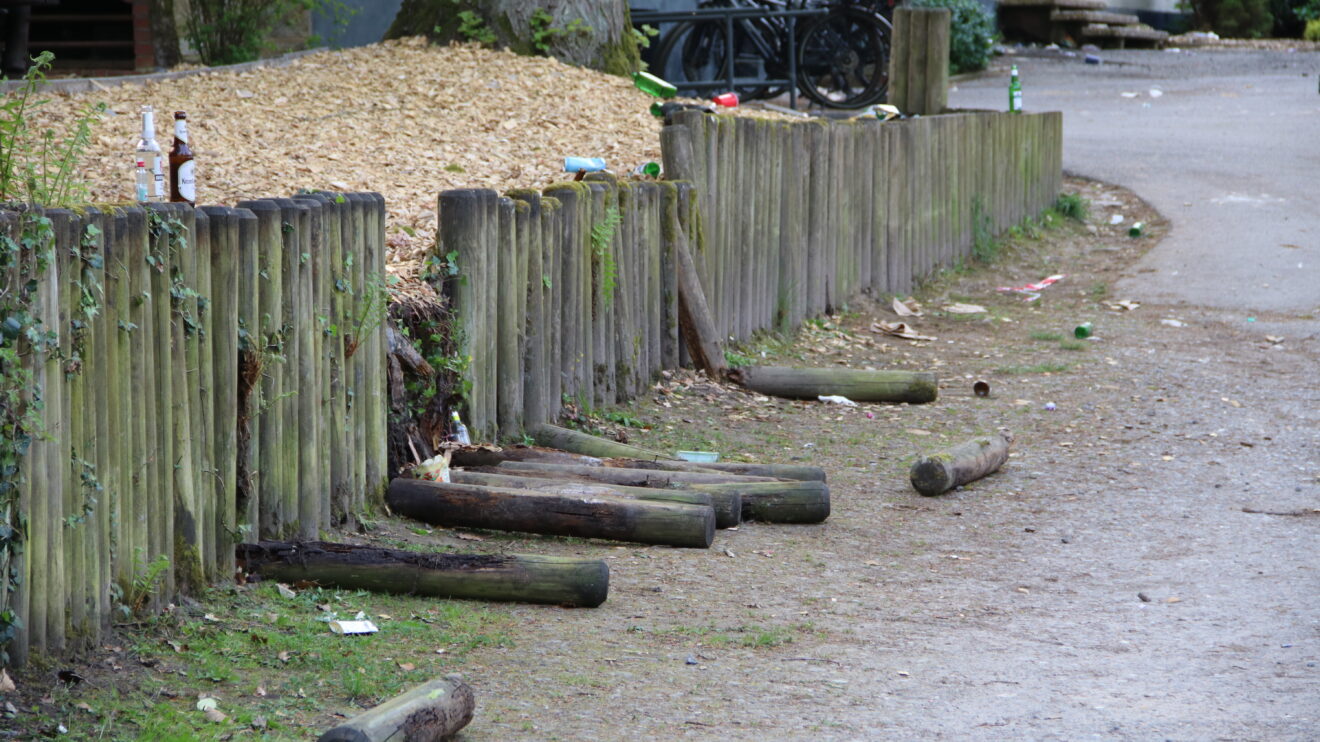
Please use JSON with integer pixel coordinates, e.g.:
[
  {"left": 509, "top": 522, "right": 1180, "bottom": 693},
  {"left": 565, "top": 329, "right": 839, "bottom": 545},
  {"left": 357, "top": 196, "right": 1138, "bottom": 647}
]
[{"left": 34, "top": 38, "right": 675, "bottom": 286}]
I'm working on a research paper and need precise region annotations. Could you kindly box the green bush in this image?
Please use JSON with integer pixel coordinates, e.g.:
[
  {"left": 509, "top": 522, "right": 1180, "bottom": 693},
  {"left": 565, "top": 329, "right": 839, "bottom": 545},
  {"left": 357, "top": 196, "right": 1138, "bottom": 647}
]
[
  {"left": 910, "top": 0, "right": 997, "bottom": 74},
  {"left": 1307, "top": 18, "right": 1320, "bottom": 37},
  {"left": 1184, "top": 0, "right": 1274, "bottom": 38}
]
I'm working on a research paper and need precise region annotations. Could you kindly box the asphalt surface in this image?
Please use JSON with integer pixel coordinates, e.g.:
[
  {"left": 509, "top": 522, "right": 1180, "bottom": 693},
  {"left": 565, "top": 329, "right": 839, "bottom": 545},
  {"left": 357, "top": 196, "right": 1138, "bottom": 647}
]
[{"left": 948, "top": 48, "right": 1320, "bottom": 326}]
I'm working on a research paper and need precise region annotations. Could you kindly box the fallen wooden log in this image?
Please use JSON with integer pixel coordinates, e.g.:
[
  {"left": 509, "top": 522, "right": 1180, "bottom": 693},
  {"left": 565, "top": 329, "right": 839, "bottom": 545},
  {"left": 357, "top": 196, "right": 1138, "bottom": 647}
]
[
  {"left": 496, "top": 460, "right": 778, "bottom": 487},
  {"left": 673, "top": 225, "right": 727, "bottom": 377},
  {"left": 319, "top": 676, "right": 475, "bottom": 742},
  {"left": 909, "top": 433, "right": 1012, "bottom": 496},
  {"left": 449, "top": 444, "right": 604, "bottom": 469},
  {"left": 387, "top": 478, "right": 715, "bottom": 548},
  {"left": 616, "top": 459, "right": 826, "bottom": 483},
  {"left": 451, "top": 469, "right": 741, "bottom": 529},
  {"left": 729, "top": 366, "right": 938, "bottom": 404},
  {"left": 238, "top": 541, "right": 608, "bottom": 607},
  {"left": 529, "top": 423, "right": 674, "bottom": 461},
  {"left": 690, "top": 480, "right": 831, "bottom": 524}
]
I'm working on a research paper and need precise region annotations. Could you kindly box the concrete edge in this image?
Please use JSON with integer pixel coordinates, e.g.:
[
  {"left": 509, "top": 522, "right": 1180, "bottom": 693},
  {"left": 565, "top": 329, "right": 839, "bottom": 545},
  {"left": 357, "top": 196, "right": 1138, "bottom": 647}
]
[{"left": 2, "top": 47, "right": 330, "bottom": 94}]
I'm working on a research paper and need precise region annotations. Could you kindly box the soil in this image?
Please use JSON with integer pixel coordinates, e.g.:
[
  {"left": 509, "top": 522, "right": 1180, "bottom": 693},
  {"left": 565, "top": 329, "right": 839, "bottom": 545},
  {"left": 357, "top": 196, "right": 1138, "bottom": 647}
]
[
  {"left": 5, "top": 176, "right": 1317, "bottom": 739},
  {"left": 366, "top": 176, "right": 1317, "bottom": 739}
]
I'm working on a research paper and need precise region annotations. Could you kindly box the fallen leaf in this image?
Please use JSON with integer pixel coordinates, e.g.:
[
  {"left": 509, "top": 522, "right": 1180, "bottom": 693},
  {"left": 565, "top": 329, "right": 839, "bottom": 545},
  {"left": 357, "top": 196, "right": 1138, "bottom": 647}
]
[
  {"left": 891, "top": 297, "right": 922, "bottom": 317},
  {"left": 454, "top": 532, "right": 484, "bottom": 541},
  {"left": 1160, "top": 319, "right": 1186, "bottom": 328},
  {"left": 724, "top": 548, "right": 736, "bottom": 558},
  {"left": 75, "top": 702, "right": 94, "bottom": 713},
  {"left": 277, "top": 651, "right": 292, "bottom": 663},
  {"left": 942, "top": 303, "right": 986, "bottom": 314},
  {"left": 203, "top": 613, "right": 220, "bottom": 622},
  {"left": 398, "top": 662, "right": 415, "bottom": 671},
  {"left": 1166, "top": 596, "right": 1182, "bottom": 604},
  {"left": 276, "top": 583, "right": 296, "bottom": 599},
  {"left": 1107, "top": 299, "right": 1141, "bottom": 311},
  {"left": 0, "top": 669, "right": 14, "bottom": 692},
  {"left": 255, "top": 685, "right": 267, "bottom": 697},
  {"left": 871, "top": 321, "right": 936, "bottom": 341},
  {"left": 906, "top": 429, "right": 931, "bottom": 436},
  {"left": 1264, "top": 335, "right": 1284, "bottom": 344}
]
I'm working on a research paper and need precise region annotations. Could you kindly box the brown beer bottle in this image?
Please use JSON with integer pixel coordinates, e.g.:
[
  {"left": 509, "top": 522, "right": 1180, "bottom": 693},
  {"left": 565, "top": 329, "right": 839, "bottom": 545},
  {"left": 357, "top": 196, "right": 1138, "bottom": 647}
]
[{"left": 169, "top": 111, "right": 196, "bottom": 204}]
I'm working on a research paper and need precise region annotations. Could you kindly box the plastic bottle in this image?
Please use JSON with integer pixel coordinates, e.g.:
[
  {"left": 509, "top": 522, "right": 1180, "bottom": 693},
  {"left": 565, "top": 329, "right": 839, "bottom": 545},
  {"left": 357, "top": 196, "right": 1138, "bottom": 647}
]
[
  {"left": 563, "top": 157, "right": 606, "bottom": 173},
  {"left": 450, "top": 410, "right": 471, "bottom": 445},
  {"left": 1009, "top": 65, "right": 1022, "bottom": 113},
  {"left": 633, "top": 71, "right": 677, "bottom": 98},
  {"left": 711, "top": 92, "right": 739, "bottom": 108},
  {"left": 134, "top": 158, "right": 150, "bottom": 203}
]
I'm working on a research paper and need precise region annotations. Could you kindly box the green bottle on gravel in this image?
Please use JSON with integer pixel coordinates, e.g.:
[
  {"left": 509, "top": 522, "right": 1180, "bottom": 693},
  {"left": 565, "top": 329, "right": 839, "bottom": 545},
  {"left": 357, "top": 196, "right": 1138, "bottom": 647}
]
[{"left": 1009, "top": 65, "right": 1022, "bottom": 113}]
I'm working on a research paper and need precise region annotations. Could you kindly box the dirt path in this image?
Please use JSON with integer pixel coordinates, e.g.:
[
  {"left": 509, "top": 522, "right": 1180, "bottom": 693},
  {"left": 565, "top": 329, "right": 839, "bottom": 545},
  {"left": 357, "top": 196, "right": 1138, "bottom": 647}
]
[{"left": 415, "top": 178, "right": 1319, "bottom": 740}]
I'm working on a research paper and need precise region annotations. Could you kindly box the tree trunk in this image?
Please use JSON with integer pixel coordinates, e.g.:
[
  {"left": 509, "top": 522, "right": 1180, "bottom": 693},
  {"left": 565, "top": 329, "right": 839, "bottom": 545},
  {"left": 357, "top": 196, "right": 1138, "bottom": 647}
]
[
  {"left": 387, "top": 0, "right": 640, "bottom": 75},
  {"left": 495, "top": 461, "right": 777, "bottom": 487},
  {"left": 690, "top": 481, "right": 831, "bottom": 524},
  {"left": 451, "top": 470, "right": 740, "bottom": 529},
  {"left": 387, "top": 478, "right": 715, "bottom": 548},
  {"left": 529, "top": 423, "right": 674, "bottom": 461},
  {"left": 237, "top": 541, "right": 609, "bottom": 607},
  {"left": 151, "top": 0, "right": 182, "bottom": 68},
  {"left": 909, "top": 433, "right": 1012, "bottom": 496},
  {"left": 729, "top": 366, "right": 938, "bottom": 404},
  {"left": 318, "top": 677, "right": 475, "bottom": 742},
  {"left": 613, "top": 459, "right": 826, "bottom": 482}
]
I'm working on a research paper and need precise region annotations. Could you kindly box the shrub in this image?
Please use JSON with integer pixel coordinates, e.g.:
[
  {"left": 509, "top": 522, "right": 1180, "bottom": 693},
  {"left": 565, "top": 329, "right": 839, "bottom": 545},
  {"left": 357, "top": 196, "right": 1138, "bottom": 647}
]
[
  {"left": 1184, "top": 0, "right": 1274, "bottom": 38},
  {"left": 910, "top": 0, "right": 996, "bottom": 74},
  {"left": 186, "top": 0, "right": 350, "bottom": 65},
  {"left": 1307, "top": 18, "right": 1320, "bottom": 38}
]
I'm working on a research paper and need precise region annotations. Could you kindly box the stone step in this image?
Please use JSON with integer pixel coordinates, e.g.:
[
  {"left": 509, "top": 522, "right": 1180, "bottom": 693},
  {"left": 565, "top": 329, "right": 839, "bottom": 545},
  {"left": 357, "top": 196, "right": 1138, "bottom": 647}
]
[
  {"left": 1051, "top": 9, "right": 1143, "bottom": 25},
  {"left": 1081, "top": 23, "right": 1170, "bottom": 41}
]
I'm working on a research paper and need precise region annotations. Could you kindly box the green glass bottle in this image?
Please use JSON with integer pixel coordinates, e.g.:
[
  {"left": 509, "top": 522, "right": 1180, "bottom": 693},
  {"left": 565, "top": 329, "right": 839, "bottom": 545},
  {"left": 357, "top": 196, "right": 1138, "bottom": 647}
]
[
  {"left": 633, "top": 71, "right": 677, "bottom": 99},
  {"left": 1009, "top": 65, "right": 1022, "bottom": 113}
]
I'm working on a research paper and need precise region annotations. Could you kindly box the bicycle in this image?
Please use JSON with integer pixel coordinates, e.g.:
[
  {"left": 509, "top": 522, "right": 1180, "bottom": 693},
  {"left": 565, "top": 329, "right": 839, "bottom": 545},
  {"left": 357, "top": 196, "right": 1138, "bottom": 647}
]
[{"left": 650, "top": 0, "right": 893, "bottom": 109}]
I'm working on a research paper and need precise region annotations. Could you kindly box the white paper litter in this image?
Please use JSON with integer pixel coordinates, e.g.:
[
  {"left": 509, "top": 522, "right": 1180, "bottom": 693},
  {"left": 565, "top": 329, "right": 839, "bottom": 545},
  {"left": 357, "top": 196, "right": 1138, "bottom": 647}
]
[{"left": 817, "top": 395, "right": 859, "bottom": 407}]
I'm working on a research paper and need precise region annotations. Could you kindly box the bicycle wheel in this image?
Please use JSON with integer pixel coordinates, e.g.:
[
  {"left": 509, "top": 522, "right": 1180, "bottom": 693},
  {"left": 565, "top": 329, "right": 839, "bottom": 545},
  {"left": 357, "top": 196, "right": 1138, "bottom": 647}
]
[
  {"left": 796, "top": 7, "right": 890, "bottom": 109},
  {"left": 654, "top": 19, "right": 776, "bottom": 100}
]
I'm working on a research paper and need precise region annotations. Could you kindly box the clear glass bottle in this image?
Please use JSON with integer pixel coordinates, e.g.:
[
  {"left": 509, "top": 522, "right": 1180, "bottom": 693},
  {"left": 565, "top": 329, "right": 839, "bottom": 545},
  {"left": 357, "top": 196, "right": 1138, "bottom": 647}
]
[
  {"left": 169, "top": 111, "right": 195, "bottom": 205},
  {"left": 450, "top": 410, "right": 471, "bottom": 445},
  {"left": 136, "top": 105, "right": 164, "bottom": 201}
]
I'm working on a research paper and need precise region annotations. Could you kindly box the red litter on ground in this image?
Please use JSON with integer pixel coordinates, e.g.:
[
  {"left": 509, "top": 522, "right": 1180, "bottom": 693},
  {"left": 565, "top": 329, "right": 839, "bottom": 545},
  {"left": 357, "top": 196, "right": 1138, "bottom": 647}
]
[
  {"left": 711, "top": 92, "right": 739, "bottom": 108},
  {"left": 996, "top": 274, "right": 1065, "bottom": 302}
]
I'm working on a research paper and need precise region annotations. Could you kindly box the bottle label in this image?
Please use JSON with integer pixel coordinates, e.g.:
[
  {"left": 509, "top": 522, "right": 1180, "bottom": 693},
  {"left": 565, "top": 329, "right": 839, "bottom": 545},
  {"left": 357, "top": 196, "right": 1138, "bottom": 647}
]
[
  {"left": 177, "top": 160, "right": 196, "bottom": 202},
  {"left": 152, "top": 155, "right": 165, "bottom": 198},
  {"left": 1011, "top": 89, "right": 1022, "bottom": 112}
]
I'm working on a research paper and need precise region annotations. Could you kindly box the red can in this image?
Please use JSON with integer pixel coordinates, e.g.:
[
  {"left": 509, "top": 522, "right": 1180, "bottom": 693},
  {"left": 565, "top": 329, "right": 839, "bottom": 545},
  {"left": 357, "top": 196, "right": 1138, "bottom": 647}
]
[{"left": 711, "top": 92, "right": 739, "bottom": 108}]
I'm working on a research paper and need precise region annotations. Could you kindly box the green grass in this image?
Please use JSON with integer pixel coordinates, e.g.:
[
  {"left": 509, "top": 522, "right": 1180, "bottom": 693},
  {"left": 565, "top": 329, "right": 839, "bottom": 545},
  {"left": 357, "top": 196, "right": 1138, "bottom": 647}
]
[
  {"left": 1054, "top": 192, "right": 1089, "bottom": 221},
  {"left": 1028, "top": 330, "right": 1063, "bottom": 342},
  {"left": 650, "top": 622, "right": 804, "bottom": 649},
  {"left": 25, "top": 583, "right": 515, "bottom": 740},
  {"left": 994, "top": 361, "right": 1071, "bottom": 375},
  {"left": 1058, "top": 340, "right": 1087, "bottom": 351}
]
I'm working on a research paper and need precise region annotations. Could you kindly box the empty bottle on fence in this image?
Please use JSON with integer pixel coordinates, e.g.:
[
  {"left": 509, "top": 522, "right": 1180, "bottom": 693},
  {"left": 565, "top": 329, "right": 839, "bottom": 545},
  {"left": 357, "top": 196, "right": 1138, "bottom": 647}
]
[
  {"left": 136, "top": 105, "right": 165, "bottom": 201},
  {"left": 632, "top": 161, "right": 661, "bottom": 178},
  {"left": 169, "top": 111, "right": 196, "bottom": 205},
  {"left": 1009, "top": 65, "right": 1022, "bottom": 113},
  {"left": 134, "top": 158, "right": 150, "bottom": 203},
  {"left": 564, "top": 157, "right": 606, "bottom": 173},
  {"left": 451, "top": 410, "right": 471, "bottom": 445},
  {"left": 633, "top": 71, "right": 677, "bottom": 98}
]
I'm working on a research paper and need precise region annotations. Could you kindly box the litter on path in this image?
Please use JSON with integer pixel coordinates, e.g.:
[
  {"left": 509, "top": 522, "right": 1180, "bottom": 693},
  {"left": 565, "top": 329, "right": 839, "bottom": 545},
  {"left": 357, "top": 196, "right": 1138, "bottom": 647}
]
[{"left": 996, "top": 274, "right": 1065, "bottom": 302}]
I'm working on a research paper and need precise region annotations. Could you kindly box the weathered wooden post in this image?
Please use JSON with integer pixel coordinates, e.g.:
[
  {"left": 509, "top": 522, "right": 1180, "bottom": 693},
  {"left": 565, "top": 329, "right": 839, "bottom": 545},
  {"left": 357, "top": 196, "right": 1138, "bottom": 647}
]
[{"left": 889, "top": 7, "right": 951, "bottom": 116}]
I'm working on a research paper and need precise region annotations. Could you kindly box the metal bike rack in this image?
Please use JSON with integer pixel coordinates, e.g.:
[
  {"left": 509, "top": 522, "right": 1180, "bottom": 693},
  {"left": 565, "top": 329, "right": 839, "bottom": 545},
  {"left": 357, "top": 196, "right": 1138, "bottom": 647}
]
[{"left": 631, "top": 6, "right": 829, "bottom": 110}]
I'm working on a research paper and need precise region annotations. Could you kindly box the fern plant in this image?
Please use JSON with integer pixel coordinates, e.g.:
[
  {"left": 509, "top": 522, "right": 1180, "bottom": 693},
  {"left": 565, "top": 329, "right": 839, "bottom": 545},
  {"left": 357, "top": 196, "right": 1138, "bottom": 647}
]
[{"left": 591, "top": 206, "right": 622, "bottom": 306}]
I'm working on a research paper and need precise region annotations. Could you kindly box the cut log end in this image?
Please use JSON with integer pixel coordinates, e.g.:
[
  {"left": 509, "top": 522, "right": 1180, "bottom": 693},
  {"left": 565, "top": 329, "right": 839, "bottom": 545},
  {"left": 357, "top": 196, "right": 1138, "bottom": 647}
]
[{"left": 909, "top": 433, "right": 1012, "bottom": 497}]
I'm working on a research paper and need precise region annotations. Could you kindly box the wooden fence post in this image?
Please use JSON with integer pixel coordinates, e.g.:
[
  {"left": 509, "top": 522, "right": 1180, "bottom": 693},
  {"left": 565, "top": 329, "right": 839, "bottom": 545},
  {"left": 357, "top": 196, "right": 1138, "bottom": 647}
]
[{"left": 889, "top": 7, "right": 950, "bottom": 116}]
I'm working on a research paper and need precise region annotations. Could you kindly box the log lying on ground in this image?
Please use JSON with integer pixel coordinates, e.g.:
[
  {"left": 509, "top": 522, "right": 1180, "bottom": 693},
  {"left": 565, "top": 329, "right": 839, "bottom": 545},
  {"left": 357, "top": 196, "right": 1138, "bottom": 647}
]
[
  {"left": 238, "top": 541, "right": 608, "bottom": 607},
  {"left": 529, "top": 423, "right": 674, "bottom": 461},
  {"left": 616, "top": 459, "right": 826, "bottom": 483},
  {"left": 451, "top": 469, "right": 741, "bottom": 529},
  {"left": 909, "top": 433, "right": 1012, "bottom": 496},
  {"left": 730, "top": 366, "right": 938, "bottom": 404},
  {"left": 387, "top": 478, "right": 715, "bottom": 548},
  {"left": 450, "top": 444, "right": 605, "bottom": 469},
  {"left": 319, "top": 676, "right": 475, "bottom": 742},
  {"left": 690, "top": 481, "right": 831, "bottom": 524},
  {"left": 496, "top": 460, "right": 778, "bottom": 487}
]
